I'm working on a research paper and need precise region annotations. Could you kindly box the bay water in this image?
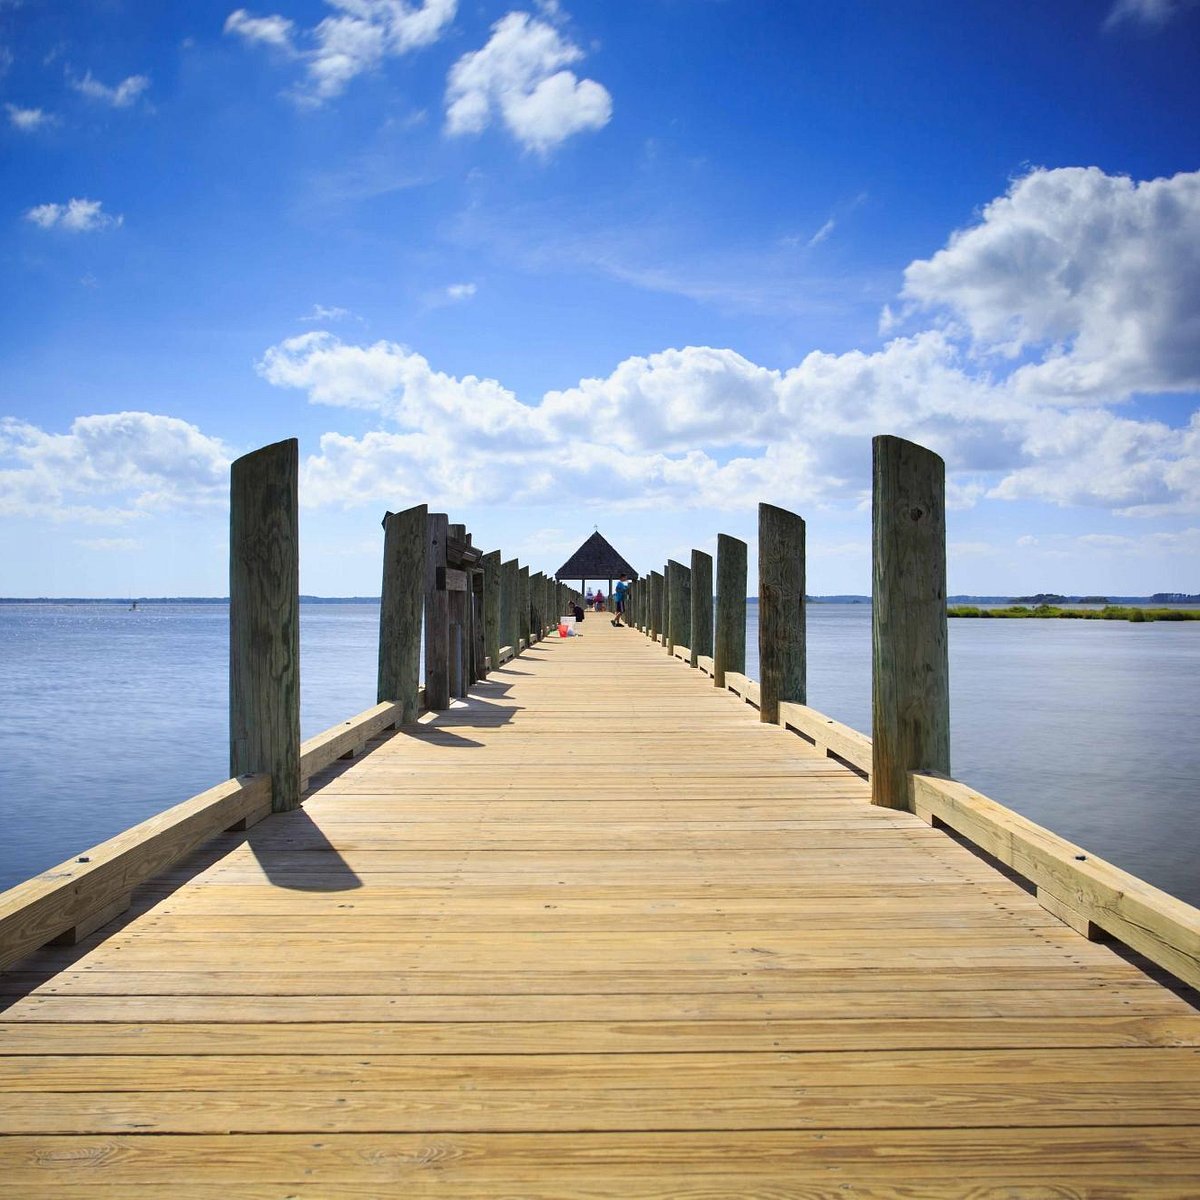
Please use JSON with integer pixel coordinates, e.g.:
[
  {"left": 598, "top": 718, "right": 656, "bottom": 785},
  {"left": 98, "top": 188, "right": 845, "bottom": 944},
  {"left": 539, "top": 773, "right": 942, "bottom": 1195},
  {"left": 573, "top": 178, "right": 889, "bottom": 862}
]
[{"left": 1, "top": 601, "right": 1196, "bottom": 907}]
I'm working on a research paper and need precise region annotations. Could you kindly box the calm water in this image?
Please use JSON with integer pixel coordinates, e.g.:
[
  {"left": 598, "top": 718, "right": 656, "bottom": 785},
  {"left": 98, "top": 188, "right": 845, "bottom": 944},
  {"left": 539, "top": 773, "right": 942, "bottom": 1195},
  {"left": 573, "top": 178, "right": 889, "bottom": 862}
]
[{"left": 1, "top": 601, "right": 1197, "bottom": 907}]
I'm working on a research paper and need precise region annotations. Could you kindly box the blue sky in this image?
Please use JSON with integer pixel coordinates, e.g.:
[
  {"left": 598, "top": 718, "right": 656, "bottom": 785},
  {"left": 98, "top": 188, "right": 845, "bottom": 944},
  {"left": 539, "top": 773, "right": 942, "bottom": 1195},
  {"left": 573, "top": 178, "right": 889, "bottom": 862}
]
[{"left": 2, "top": 0, "right": 1199, "bottom": 598}]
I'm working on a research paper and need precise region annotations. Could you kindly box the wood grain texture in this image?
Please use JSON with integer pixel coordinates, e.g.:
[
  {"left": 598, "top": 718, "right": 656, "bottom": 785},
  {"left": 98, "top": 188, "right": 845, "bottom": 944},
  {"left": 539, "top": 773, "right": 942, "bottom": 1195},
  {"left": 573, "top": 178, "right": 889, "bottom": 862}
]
[
  {"left": 872, "top": 434, "right": 950, "bottom": 809},
  {"left": 229, "top": 438, "right": 300, "bottom": 811},
  {"left": 377, "top": 504, "right": 426, "bottom": 717},
  {"left": 423, "top": 512, "right": 450, "bottom": 711},
  {"left": 665, "top": 559, "right": 690, "bottom": 657},
  {"left": 689, "top": 549, "right": 713, "bottom": 669},
  {"left": 714, "top": 533, "right": 746, "bottom": 689},
  {"left": 500, "top": 557, "right": 518, "bottom": 667},
  {"left": 757, "top": 502, "right": 805, "bottom": 725}
]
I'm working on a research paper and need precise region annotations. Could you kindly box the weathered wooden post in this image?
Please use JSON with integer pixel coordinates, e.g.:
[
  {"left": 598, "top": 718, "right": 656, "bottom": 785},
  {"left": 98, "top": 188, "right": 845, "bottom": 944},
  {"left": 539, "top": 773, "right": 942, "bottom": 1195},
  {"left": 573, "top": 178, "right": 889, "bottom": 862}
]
[
  {"left": 482, "top": 550, "right": 501, "bottom": 672},
  {"left": 532, "top": 571, "right": 545, "bottom": 639},
  {"left": 501, "top": 558, "right": 518, "bottom": 660},
  {"left": 519, "top": 566, "right": 530, "bottom": 649},
  {"left": 758, "top": 503, "right": 805, "bottom": 725},
  {"left": 448, "top": 524, "right": 468, "bottom": 698},
  {"left": 424, "top": 512, "right": 450, "bottom": 710},
  {"left": 229, "top": 438, "right": 300, "bottom": 812},
  {"left": 872, "top": 435, "right": 950, "bottom": 810},
  {"left": 471, "top": 568, "right": 486, "bottom": 682},
  {"left": 648, "top": 570, "right": 663, "bottom": 642},
  {"left": 690, "top": 550, "right": 713, "bottom": 669},
  {"left": 377, "top": 503, "right": 427, "bottom": 722},
  {"left": 666, "top": 559, "right": 691, "bottom": 656},
  {"left": 714, "top": 533, "right": 747, "bottom": 689},
  {"left": 662, "top": 565, "right": 672, "bottom": 652}
]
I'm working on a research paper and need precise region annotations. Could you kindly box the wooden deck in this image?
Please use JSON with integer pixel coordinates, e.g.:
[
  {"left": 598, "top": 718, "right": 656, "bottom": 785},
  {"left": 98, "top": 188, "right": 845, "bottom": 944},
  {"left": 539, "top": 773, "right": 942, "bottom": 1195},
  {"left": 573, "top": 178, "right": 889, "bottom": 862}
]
[{"left": 3, "top": 617, "right": 1199, "bottom": 1197}]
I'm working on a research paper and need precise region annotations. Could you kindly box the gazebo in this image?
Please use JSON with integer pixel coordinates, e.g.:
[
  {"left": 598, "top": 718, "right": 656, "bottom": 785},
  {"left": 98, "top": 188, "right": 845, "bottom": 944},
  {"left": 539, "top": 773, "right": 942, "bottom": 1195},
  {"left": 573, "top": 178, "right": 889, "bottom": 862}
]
[{"left": 555, "top": 531, "right": 638, "bottom": 608}]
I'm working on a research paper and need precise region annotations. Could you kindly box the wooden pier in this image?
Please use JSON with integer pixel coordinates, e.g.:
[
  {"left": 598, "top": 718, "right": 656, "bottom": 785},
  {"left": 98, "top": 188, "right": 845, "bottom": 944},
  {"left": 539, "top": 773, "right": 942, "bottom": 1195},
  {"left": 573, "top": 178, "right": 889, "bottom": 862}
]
[{"left": 2, "top": 435, "right": 1199, "bottom": 1196}]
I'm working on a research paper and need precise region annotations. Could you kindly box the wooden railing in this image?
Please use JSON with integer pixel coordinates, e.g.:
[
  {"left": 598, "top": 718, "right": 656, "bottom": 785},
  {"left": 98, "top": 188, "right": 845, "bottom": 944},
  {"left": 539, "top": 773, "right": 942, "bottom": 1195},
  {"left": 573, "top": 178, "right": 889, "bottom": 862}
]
[
  {"left": 631, "top": 434, "right": 1200, "bottom": 993},
  {"left": 0, "top": 438, "right": 577, "bottom": 971}
]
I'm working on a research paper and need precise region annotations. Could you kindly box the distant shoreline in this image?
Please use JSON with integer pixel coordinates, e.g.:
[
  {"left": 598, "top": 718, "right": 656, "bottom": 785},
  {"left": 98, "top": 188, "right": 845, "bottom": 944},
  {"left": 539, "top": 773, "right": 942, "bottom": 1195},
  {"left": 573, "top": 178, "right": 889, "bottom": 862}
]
[{"left": 2, "top": 593, "right": 1196, "bottom": 606}]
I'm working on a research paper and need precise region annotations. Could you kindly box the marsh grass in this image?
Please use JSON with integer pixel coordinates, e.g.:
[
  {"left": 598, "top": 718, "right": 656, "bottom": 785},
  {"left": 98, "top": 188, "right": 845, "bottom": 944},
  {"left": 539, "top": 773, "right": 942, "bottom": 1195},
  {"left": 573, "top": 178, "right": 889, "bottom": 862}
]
[{"left": 948, "top": 604, "right": 1200, "bottom": 622}]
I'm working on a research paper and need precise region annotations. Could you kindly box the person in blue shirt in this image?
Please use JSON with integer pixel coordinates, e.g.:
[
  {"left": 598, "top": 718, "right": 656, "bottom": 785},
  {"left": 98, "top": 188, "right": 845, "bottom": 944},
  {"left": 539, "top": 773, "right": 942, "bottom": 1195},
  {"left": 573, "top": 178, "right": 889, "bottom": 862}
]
[{"left": 612, "top": 574, "right": 631, "bottom": 627}]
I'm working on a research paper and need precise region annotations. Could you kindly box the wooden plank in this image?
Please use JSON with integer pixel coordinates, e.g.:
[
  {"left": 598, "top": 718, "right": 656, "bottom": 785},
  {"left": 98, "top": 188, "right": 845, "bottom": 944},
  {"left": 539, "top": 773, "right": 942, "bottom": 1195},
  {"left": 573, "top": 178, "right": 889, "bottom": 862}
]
[
  {"left": 6, "top": 1014, "right": 1198, "bottom": 1054},
  {"left": 7, "top": 1080, "right": 1200, "bottom": 1134},
  {"left": 7, "top": 978, "right": 1189, "bottom": 1021},
  {"left": 2, "top": 1130, "right": 1200, "bottom": 1189}
]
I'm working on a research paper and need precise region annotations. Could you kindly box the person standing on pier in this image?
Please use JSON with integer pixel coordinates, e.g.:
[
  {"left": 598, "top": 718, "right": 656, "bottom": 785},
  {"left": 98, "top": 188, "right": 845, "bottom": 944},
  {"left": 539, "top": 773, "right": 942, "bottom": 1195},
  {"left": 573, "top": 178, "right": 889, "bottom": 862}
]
[{"left": 612, "top": 574, "right": 630, "bottom": 626}]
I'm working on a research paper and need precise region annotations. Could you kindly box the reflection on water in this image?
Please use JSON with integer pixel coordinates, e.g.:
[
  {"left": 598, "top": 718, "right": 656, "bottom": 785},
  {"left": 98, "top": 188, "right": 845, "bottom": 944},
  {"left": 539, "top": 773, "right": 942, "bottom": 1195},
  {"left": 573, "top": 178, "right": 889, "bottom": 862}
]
[{"left": 1, "top": 601, "right": 1197, "bottom": 907}]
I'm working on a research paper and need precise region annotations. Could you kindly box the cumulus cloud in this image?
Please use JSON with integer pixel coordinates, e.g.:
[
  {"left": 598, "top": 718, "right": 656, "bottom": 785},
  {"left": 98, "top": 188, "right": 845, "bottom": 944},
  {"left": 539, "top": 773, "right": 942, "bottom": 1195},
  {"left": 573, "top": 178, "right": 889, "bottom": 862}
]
[
  {"left": 6, "top": 103, "right": 56, "bottom": 131},
  {"left": 69, "top": 69, "right": 150, "bottom": 107},
  {"left": 0, "top": 413, "right": 232, "bottom": 522},
  {"left": 542, "top": 346, "right": 779, "bottom": 454},
  {"left": 25, "top": 198, "right": 123, "bottom": 232},
  {"left": 257, "top": 331, "right": 544, "bottom": 446},
  {"left": 226, "top": 0, "right": 457, "bottom": 103},
  {"left": 445, "top": 11, "right": 612, "bottom": 153},
  {"left": 445, "top": 282, "right": 477, "bottom": 301},
  {"left": 900, "top": 166, "right": 1200, "bottom": 402},
  {"left": 247, "top": 167, "right": 1199, "bottom": 521},
  {"left": 260, "top": 338, "right": 1198, "bottom": 521}
]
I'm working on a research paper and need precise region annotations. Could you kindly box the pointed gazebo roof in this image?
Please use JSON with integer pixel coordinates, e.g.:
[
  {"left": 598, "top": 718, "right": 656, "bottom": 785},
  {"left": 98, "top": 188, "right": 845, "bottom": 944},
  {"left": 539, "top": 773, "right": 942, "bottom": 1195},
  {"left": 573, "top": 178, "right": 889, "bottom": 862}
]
[{"left": 555, "top": 531, "right": 637, "bottom": 582}]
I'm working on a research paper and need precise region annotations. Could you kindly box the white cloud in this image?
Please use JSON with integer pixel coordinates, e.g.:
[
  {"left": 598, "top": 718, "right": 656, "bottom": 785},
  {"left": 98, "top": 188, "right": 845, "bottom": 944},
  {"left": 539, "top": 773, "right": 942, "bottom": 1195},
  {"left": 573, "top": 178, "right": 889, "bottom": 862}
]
[
  {"left": 25, "top": 198, "right": 123, "bottom": 232},
  {"left": 987, "top": 408, "right": 1198, "bottom": 513},
  {"left": 6, "top": 103, "right": 56, "bottom": 131},
  {"left": 0, "top": 413, "right": 232, "bottom": 522},
  {"left": 260, "top": 338, "right": 1200, "bottom": 520},
  {"left": 224, "top": 9, "right": 297, "bottom": 50},
  {"left": 446, "top": 282, "right": 477, "bottom": 301},
  {"left": 1104, "top": 0, "right": 1195, "bottom": 28},
  {"left": 445, "top": 11, "right": 611, "bottom": 153},
  {"left": 542, "top": 346, "right": 780, "bottom": 454},
  {"left": 226, "top": 0, "right": 457, "bottom": 103},
  {"left": 257, "top": 331, "right": 543, "bottom": 446},
  {"left": 900, "top": 166, "right": 1200, "bottom": 402},
  {"left": 253, "top": 167, "right": 1200, "bottom": 521},
  {"left": 69, "top": 69, "right": 150, "bottom": 107}
]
